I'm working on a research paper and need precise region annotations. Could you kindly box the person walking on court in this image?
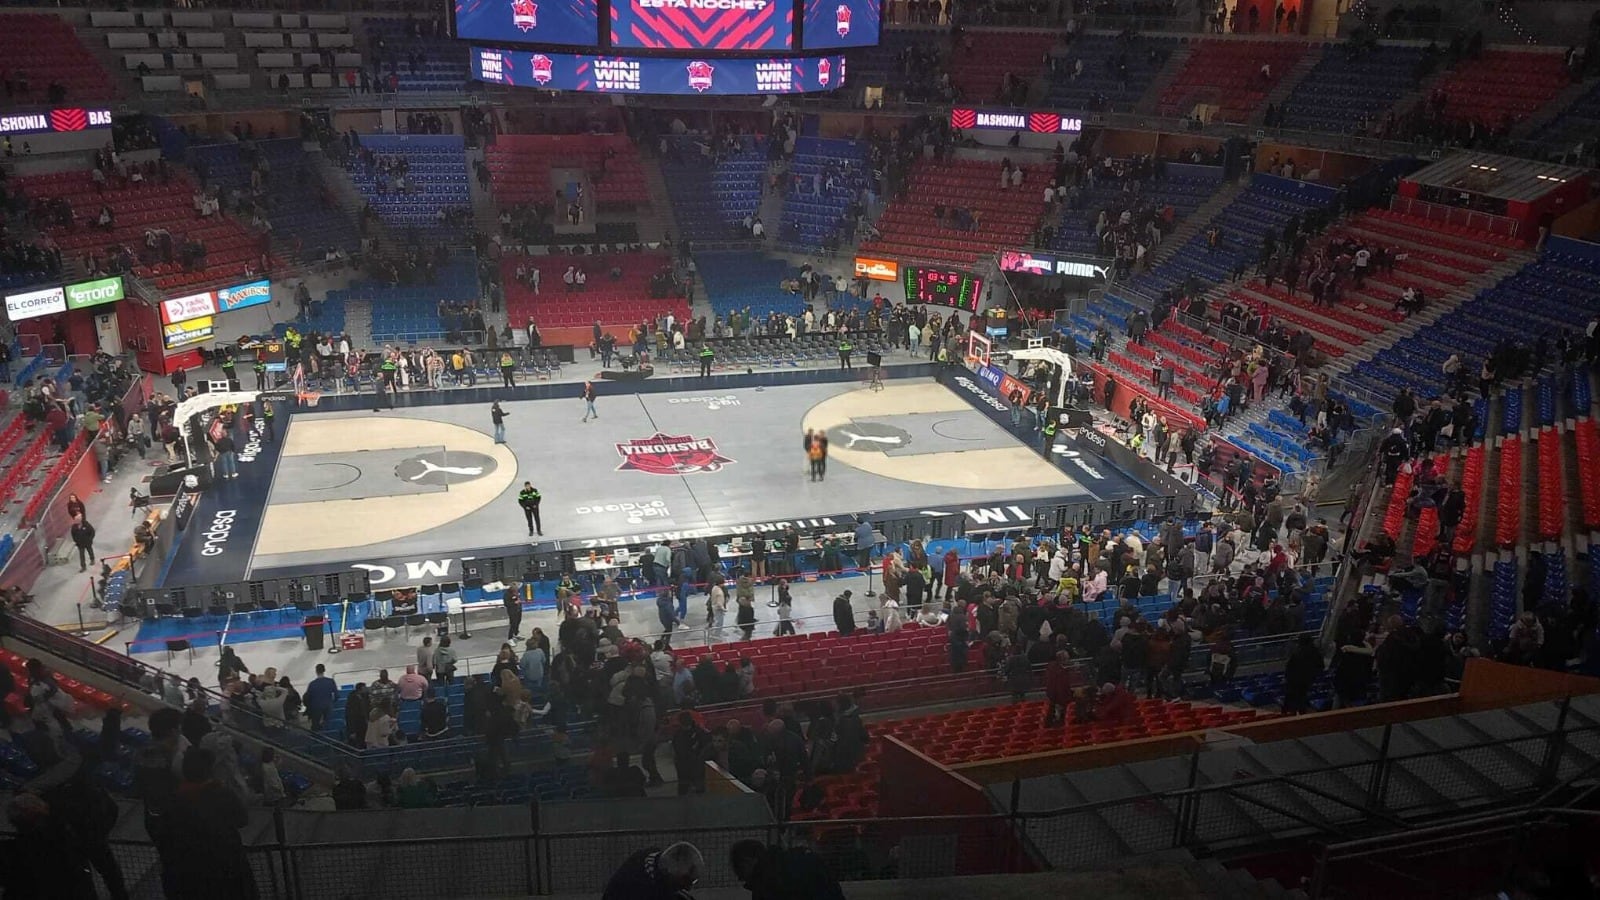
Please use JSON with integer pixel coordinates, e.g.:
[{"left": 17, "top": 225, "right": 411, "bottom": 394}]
[
  {"left": 70, "top": 514, "right": 96, "bottom": 571},
  {"left": 372, "top": 373, "right": 392, "bottom": 412},
  {"left": 838, "top": 335, "right": 853, "bottom": 370},
  {"left": 698, "top": 344, "right": 714, "bottom": 377},
  {"left": 503, "top": 585, "right": 523, "bottom": 640},
  {"left": 581, "top": 381, "right": 597, "bottom": 422},
  {"left": 518, "top": 482, "right": 542, "bottom": 536},
  {"left": 491, "top": 401, "right": 508, "bottom": 444},
  {"left": 213, "top": 431, "right": 238, "bottom": 479},
  {"left": 806, "top": 429, "right": 828, "bottom": 482}
]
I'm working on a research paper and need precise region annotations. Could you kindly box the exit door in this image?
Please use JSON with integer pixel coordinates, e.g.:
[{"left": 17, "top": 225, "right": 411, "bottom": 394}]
[{"left": 95, "top": 311, "right": 121, "bottom": 356}]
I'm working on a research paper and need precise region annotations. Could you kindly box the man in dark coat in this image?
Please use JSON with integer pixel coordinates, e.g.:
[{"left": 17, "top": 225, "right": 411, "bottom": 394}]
[
  {"left": 832, "top": 590, "right": 856, "bottom": 635},
  {"left": 160, "top": 748, "right": 258, "bottom": 900},
  {"left": 0, "top": 793, "right": 99, "bottom": 899},
  {"left": 729, "top": 839, "right": 845, "bottom": 899},
  {"left": 603, "top": 842, "right": 704, "bottom": 900}
]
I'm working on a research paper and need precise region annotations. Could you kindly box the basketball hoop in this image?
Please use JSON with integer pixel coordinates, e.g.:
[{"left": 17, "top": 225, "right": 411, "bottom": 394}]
[{"left": 298, "top": 391, "right": 322, "bottom": 408}]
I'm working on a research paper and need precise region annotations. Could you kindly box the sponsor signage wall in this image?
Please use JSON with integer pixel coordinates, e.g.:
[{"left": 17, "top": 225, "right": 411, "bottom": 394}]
[
  {"left": 949, "top": 107, "right": 1083, "bottom": 134},
  {"left": 4, "top": 275, "right": 127, "bottom": 322},
  {"left": 997, "top": 250, "right": 1110, "bottom": 279},
  {"left": 801, "top": 0, "right": 878, "bottom": 49},
  {"left": 852, "top": 256, "right": 898, "bottom": 281},
  {"left": 157, "top": 279, "right": 266, "bottom": 348},
  {"left": 612, "top": 0, "right": 793, "bottom": 51},
  {"left": 472, "top": 47, "right": 846, "bottom": 94},
  {"left": 452, "top": 0, "right": 599, "bottom": 47},
  {"left": 0, "top": 107, "right": 112, "bottom": 137}
]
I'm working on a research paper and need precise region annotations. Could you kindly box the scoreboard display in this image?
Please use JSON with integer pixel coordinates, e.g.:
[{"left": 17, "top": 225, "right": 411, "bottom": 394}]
[{"left": 903, "top": 266, "right": 982, "bottom": 313}]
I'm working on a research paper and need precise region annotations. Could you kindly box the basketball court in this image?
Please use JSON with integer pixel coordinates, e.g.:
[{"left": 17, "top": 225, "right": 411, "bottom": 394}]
[
  {"left": 245, "top": 376, "right": 1092, "bottom": 573},
  {"left": 157, "top": 373, "right": 1119, "bottom": 588}
]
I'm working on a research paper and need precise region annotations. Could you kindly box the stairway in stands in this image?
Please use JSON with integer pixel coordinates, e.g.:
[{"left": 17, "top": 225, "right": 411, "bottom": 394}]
[{"left": 1363, "top": 364, "right": 1600, "bottom": 649}]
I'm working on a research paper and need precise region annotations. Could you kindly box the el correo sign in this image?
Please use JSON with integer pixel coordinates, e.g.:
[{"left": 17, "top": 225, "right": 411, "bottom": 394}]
[{"left": 4, "top": 286, "right": 65, "bottom": 322}]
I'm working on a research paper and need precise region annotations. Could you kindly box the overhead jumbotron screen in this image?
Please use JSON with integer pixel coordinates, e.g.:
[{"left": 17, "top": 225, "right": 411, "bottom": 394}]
[
  {"left": 453, "top": 0, "right": 600, "bottom": 48},
  {"left": 800, "top": 0, "right": 878, "bottom": 50},
  {"left": 610, "top": 0, "right": 793, "bottom": 52}
]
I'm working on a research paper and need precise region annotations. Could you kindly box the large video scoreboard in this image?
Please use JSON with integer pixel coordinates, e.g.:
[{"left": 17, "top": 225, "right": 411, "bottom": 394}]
[{"left": 455, "top": 0, "right": 880, "bottom": 53}]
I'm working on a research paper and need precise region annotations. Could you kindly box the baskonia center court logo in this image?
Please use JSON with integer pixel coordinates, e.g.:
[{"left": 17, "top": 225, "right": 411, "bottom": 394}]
[{"left": 616, "top": 432, "right": 733, "bottom": 475}]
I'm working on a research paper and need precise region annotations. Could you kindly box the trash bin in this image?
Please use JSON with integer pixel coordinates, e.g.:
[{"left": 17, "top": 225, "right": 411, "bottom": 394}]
[{"left": 301, "top": 616, "right": 327, "bottom": 651}]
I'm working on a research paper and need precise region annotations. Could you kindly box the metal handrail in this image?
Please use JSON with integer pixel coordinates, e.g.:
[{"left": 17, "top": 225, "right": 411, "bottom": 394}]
[{"left": 0, "top": 696, "right": 1580, "bottom": 900}]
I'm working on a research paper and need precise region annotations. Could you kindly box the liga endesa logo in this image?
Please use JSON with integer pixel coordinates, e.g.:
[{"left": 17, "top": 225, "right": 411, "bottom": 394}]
[{"left": 616, "top": 432, "right": 733, "bottom": 475}]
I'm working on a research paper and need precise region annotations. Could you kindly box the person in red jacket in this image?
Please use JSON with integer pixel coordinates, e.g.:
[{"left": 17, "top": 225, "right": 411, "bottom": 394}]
[
  {"left": 1096, "top": 682, "right": 1138, "bottom": 726},
  {"left": 1044, "top": 650, "right": 1080, "bottom": 727},
  {"left": 939, "top": 548, "right": 961, "bottom": 602}
]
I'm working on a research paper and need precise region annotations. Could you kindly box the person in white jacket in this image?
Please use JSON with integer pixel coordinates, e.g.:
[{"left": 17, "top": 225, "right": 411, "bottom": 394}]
[{"left": 881, "top": 599, "right": 905, "bottom": 633}]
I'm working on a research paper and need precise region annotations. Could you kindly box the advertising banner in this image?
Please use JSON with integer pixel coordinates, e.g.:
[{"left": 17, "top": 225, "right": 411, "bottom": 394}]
[
  {"left": 5, "top": 286, "right": 66, "bottom": 322},
  {"left": 998, "top": 371, "right": 1032, "bottom": 405},
  {"left": 0, "top": 107, "right": 112, "bottom": 138},
  {"left": 64, "top": 276, "right": 125, "bottom": 311},
  {"left": 950, "top": 107, "right": 1083, "bottom": 134},
  {"left": 171, "top": 487, "right": 201, "bottom": 532},
  {"left": 164, "top": 316, "right": 215, "bottom": 349},
  {"left": 852, "top": 256, "right": 898, "bottom": 282},
  {"left": 216, "top": 279, "right": 270, "bottom": 313},
  {"left": 472, "top": 47, "right": 844, "bottom": 94},
  {"left": 998, "top": 250, "right": 1110, "bottom": 279},
  {"left": 161, "top": 292, "right": 217, "bottom": 325}
]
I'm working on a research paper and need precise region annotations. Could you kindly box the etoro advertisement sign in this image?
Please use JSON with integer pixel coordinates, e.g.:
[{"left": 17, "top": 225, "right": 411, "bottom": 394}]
[{"left": 64, "top": 276, "right": 124, "bottom": 311}]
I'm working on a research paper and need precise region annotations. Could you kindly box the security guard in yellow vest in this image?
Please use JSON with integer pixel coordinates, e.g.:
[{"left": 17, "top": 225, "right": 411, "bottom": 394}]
[
  {"left": 838, "top": 336, "right": 853, "bottom": 370},
  {"left": 1041, "top": 417, "right": 1057, "bottom": 454},
  {"left": 698, "top": 344, "right": 714, "bottom": 377},
  {"left": 220, "top": 352, "right": 238, "bottom": 390}
]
